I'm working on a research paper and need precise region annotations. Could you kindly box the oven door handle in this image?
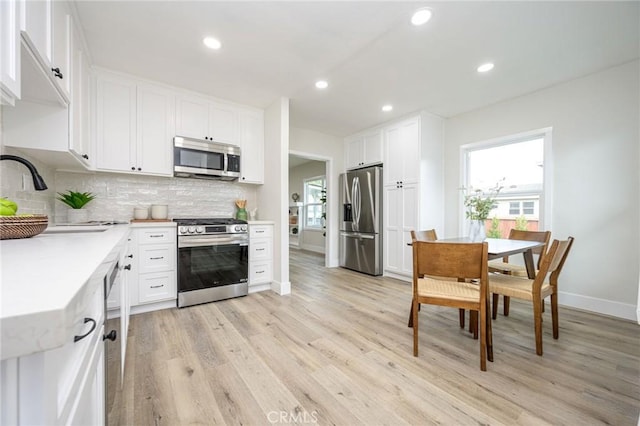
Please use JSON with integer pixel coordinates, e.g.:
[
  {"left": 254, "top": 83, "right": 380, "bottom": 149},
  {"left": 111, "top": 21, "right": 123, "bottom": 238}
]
[{"left": 178, "top": 237, "right": 248, "bottom": 248}]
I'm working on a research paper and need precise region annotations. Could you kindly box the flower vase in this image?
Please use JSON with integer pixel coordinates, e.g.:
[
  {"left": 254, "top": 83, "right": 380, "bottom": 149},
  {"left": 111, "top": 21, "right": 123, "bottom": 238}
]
[
  {"left": 236, "top": 207, "right": 247, "bottom": 221},
  {"left": 468, "top": 219, "right": 486, "bottom": 242}
]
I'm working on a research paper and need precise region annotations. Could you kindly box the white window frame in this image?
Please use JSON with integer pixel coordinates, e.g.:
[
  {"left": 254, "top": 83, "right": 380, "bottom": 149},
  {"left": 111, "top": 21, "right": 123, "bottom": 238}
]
[
  {"left": 303, "top": 175, "right": 326, "bottom": 231},
  {"left": 459, "top": 127, "right": 553, "bottom": 236}
]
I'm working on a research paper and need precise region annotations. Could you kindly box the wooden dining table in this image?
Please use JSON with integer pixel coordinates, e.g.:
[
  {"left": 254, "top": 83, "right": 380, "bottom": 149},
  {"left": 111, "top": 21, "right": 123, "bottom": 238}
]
[{"left": 407, "top": 237, "right": 546, "bottom": 328}]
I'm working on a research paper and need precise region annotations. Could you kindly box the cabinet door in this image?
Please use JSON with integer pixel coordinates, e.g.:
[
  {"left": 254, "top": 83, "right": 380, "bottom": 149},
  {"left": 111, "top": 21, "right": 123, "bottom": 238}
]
[
  {"left": 66, "top": 333, "right": 105, "bottom": 426},
  {"left": 238, "top": 110, "right": 264, "bottom": 184},
  {"left": 384, "top": 125, "right": 403, "bottom": 186},
  {"left": 383, "top": 185, "right": 402, "bottom": 274},
  {"left": 400, "top": 183, "right": 419, "bottom": 275},
  {"left": 69, "top": 19, "right": 90, "bottom": 166},
  {"left": 345, "top": 136, "right": 363, "bottom": 170},
  {"left": 137, "top": 84, "right": 175, "bottom": 176},
  {"left": 400, "top": 118, "right": 420, "bottom": 183},
  {"left": 20, "top": 0, "right": 52, "bottom": 67},
  {"left": 96, "top": 77, "right": 136, "bottom": 172},
  {"left": 51, "top": 0, "right": 70, "bottom": 97},
  {"left": 209, "top": 102, "right": 237, "bottom": 144},
  {"left": 362, "top": 130, "right": 383, "bottom": 166},
  {"left": 1, "top": 0, "right": 21, "bottom": 104},
  {"left": 175, "top": 95, "right": 209, "bottom": 140}
]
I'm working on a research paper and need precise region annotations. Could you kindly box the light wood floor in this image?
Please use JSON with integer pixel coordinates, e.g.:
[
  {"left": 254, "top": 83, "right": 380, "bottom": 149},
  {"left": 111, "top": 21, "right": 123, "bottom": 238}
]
[{"left": 117, "top": 250, "right": 640, "bottom": 425}]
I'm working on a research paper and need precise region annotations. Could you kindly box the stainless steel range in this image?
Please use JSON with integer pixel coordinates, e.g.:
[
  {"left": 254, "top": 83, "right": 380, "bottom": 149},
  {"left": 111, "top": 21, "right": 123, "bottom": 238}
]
[{"left": 174, "top": 218, "right": 249, "bottom": 308}]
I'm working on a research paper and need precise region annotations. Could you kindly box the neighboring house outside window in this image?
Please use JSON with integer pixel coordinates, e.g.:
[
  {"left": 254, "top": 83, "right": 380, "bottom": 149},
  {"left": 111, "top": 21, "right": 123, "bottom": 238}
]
[{"left": 303, "top": 176, "right": 326, "bottom": 229}]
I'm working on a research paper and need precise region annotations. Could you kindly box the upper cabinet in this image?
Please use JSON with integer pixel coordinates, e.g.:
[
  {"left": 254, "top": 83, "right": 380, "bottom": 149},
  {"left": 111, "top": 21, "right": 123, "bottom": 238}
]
[
  {"left": 238, "top": 109, "right": 264, "bottom": 184},
  {"left": 1, "top": 0, "right": 21, "bottom": 105},
  {"left": 345, "top": 129, "right": 383, "bottom": 170},
  {"left": 95, "top": 72, "right": 174, "bottom": 177},
  {"left": 176, "top": 95, "right": 238, "bottom": 145},
  {"left": 69, "top": 19, "right": 91, "bottom": 166},
  {"left": 51, "top": 0, "right": 71, "bottom": 98},
  {"left": 384, "top": 117, "right": 420, "bottom": 186}
]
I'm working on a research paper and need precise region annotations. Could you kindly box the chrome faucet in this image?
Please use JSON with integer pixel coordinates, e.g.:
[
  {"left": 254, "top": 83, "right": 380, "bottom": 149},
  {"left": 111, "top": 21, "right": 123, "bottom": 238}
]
[{"left": 0, "top": 155, "right": 48, "bottom": 191}]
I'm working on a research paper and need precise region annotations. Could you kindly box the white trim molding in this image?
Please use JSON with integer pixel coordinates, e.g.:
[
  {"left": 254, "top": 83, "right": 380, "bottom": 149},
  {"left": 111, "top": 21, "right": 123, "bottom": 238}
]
[{"left": 559, "top": 291, "right": 638, "bottom": 322}]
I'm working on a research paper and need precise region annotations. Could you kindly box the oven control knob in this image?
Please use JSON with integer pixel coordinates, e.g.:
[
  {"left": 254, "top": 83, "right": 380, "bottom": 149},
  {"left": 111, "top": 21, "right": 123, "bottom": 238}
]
[
  {"left": 234, "top": 225, "right": 241, "bottom": 232},
  {"left": 179, "top": 226, "right": 188, "bottom": 234},
  {"left": 241, "top": 225, "right": 247, "bottom": 232},
  {"left": 195, "top": 226, "right": 204, "bottom": 233},
  {"left": 188, "top": 226, "right": 196, "bottom": 233}
]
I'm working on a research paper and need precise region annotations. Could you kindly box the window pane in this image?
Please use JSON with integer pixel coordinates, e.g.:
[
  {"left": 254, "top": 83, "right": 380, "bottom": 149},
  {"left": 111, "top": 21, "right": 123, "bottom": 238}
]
[
  {"left": 509, "top": 202, "right": 520, "bottom": 215},
  {"left": 523, "top": 201, "right": 534, "bottom": 215}
]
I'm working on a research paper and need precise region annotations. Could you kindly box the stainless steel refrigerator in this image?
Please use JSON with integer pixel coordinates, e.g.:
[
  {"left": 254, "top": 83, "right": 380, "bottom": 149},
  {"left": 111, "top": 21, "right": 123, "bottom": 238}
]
[{"left": 339, "top": 165, "right": 383, "bottom": 275}]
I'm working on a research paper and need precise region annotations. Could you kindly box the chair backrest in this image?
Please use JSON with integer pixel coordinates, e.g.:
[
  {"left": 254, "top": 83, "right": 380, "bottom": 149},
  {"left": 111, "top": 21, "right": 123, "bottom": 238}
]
[
  {"left": 411, "top": 229, "right": 438, "bottom": 242},
  {"left": 412, "top": 241, "right": 488, "bottom": 284},
  {"left": 507, "top": 229, "right": 552, "bottom": 268},
  {"left": 531, "top": 237, "right": 575, "bottom": 291}
]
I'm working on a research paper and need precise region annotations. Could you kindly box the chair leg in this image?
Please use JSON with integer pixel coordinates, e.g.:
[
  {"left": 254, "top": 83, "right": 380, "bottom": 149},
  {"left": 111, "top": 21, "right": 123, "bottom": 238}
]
[
  {"left": 551, "top": 293, "right": 559, "bottom": 339},
  {"left": 479, "top": 308, "right": 487, "bottom": 371},
  {"left": 503, "top": 295, "right": 510, "bottom": 316},
  {"left": 408, "top": 301, "right": 414, "bottom": 328},
  {"left": 492, "top": 293, "right": 499, "bottom": 319},
  {"left": 459, "top": 309, "right": 465, "bottom": 328},
  {"left": 486, "top": 298, "right": 493, "bottom": 362},
  {"left": 469, "top": 311, "right": 478, "bottom": 339},
  {"left": 533, "top": 297, "right": 543, "bottom": 356},
  {"left": 412, "top": 299, "right": 419, "bottom": 356}
]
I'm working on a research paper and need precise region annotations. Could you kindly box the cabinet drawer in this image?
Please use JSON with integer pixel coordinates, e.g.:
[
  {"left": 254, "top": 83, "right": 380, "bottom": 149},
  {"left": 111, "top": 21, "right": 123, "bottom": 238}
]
[
  {"left": 249, "top": 261, "right": 273, "bottom": 284},
  {"left": 138, "top": 244, "right": 175, "bottom": 273},
  {"left": 137, "top": 228, "right": 176, "bottom": 245},
  {"left": 250, "top": 225, "right": 273, "bottom": 239},
  {"left": 249, "top": 239, "right": 272, "bottom": 261},
  {"left": 138, "top": 272, "right": 176, "bottom": 304}
]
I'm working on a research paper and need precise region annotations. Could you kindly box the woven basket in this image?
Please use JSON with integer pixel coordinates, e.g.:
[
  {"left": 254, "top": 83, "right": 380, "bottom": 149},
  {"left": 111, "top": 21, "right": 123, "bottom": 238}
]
[{"left": 0, "top": 215, "right": 49, "bottom": 240}]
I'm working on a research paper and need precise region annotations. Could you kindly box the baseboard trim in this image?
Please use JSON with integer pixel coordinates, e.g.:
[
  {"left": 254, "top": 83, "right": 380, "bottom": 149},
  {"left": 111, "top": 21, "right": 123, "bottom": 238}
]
[
  {"left": 558, "top": 291, "right": 637, "bottom": 321},
  {"left": 249, "top": 283, "right": 271, "bottom": 294},
  {"left": 130, "top": 299, "right": 176, "bottom": 315},
  {"left": 271, "top": 280, "right": 291, "bottom": 295},
  {"left": 299, "top": 244, "right": 325, "bottom": 254}
]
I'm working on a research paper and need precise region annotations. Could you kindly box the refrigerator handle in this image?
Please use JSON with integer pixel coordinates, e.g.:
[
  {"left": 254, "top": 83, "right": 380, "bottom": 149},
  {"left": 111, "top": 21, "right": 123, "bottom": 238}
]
[{"left": 353, "top": 176, "right": 361, "bottom": 228}]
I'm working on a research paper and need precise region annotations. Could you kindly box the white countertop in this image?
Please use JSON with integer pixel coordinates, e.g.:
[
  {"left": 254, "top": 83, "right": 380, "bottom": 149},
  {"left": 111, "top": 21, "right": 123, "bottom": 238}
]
[
  {"left": 248, "top": 220, "right": 275, "bottom": 225},
  {"left": 0, "top": 225, "right": 131, "bottom": 360}
]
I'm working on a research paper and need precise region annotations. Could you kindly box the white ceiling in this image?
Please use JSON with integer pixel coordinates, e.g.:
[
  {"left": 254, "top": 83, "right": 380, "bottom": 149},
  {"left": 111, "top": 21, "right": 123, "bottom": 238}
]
[{"left": 75, "top": 1, "right": 639, "bottom": 137}]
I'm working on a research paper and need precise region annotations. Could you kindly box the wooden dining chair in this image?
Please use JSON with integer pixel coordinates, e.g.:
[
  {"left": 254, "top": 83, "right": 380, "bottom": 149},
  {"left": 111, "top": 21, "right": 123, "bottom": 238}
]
[
  {"left": 488, "top": 229, "right": 551, "bottom": 317},
  {"left": 411, "top": 240, "right": 492, "bottom": 371},
  {"left": 488, "top": 237, "right": 574, "bottom": 356}
]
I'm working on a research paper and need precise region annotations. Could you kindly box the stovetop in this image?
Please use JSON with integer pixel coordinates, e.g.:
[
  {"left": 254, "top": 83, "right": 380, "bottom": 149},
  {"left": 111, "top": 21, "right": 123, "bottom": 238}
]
[{"left": 173, "top": 217, "right": 247, "bottom": 226}]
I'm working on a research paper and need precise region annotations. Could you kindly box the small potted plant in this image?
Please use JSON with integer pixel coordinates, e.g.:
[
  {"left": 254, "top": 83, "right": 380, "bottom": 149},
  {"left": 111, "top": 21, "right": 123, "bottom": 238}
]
[{"left": 57, "top": 190, "right": 95, "bottom": 223}]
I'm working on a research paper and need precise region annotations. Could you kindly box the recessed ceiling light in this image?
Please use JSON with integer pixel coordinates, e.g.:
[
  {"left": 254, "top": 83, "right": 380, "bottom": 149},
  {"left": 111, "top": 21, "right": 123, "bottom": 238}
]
[
  {"left": 315, "top": 80, "right": 328, "bottom": 89},
  {"left": 477, "top": 63, "right": 495, "bottom": 73},
  {"left": 411, "top": 8, "right": 433, "bottom": 26},
  {"left": 382, "top": 105, "right": 393, "bottom": 112},
  {"left": 203, "top": 37, "right": 221, "bottom": 50}
]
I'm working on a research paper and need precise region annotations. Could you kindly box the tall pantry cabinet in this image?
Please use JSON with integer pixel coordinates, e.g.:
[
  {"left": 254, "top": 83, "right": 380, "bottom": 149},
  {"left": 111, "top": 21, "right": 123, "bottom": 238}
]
[{"left": 346, "top": 112, "right": 444, "bottom": 281}]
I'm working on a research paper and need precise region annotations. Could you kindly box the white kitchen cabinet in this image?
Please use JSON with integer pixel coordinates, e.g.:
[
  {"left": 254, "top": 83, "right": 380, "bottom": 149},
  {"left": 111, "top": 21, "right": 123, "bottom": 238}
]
[
  {"left": 176, "top": 94, "right": 238, "bottom": 144},
  {"left": 384, "top": 116, "right": 420, "bottom": 186},
  {"left": 384, "top": 182, "right": 418, "bottom": 277},
  {"left": 249, "top": 223, "right": 273, "bottom": 292},
  {"left": 238, "top": 109, "right": 265, "bottom": 184},
  {"left": 381, "top": 113, "right": 444, "bottom": 280},
  {"left": 69, "top": 19, "right": 91, "bottom": 166},
  {"left": 130, "top": 226, "right": 177, "bottom": 310},
  {"left": 20, "top": 0, "right": 52, "bottom": 68},
  {"left": 95, "top": 73, "right": 174, "bottom": 176},
  {"left": 50, "top": 0, "right": 71, "bottom": 98},
  {"left": 345, "top": 129, "right": 383, "bottom": 170},
  {"left": 1, "top": 0, "right": 21, "bottom": 105}
]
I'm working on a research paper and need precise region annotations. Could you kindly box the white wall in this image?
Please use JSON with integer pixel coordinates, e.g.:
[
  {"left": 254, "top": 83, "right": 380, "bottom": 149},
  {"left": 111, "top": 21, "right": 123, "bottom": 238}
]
[
  {"left": 289, "top": 160, "right": 326, "bottom": 253},
  {"left": 258, "top": 98, "right": 290, "bottom": 295},
  {"left": 444, "top": 60, "right": 640, "bottom": 320},
  {"left": 289, "top": 127, "right": 344, "bottom": 267}
]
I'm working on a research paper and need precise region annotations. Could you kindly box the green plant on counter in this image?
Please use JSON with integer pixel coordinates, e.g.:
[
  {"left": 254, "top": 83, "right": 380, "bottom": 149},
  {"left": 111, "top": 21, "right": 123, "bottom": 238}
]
[
  {"left": 487, "top": 216, "right": 502, "bottom": 238},
  {"left": 515, "top": 215, "right": 528, "bottom": 231},
  {"left": 56, "top": 191, "right": 95, "bottom": 209}
]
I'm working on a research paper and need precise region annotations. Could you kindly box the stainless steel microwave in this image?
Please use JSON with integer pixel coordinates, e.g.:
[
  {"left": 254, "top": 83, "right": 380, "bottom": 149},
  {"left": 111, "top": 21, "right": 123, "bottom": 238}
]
[{"left": 173, "top": 136, "right": 241, "bottom": 181}]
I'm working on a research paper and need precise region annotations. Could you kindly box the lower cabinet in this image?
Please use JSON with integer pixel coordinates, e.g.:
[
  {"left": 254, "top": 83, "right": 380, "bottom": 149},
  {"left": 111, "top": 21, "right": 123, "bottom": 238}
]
[
  {"left": 249, "top": 223, "right": 273, "bottom": 292},
  {"left": 129, "top": 225, "right": 177, "bottom": 312}
]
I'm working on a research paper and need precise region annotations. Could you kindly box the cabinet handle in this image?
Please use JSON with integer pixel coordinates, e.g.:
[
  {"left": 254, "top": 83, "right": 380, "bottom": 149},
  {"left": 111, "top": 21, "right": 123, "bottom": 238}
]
[
  {"left": 149, "top": 234, "right": 163, "bottom": 238},
  {"left": 150, "top": 256, "right": 164, "bottom": 260},
  {"left": 137, "top": 167, "right": 142, "bottom": 171},
  {"left": 103, "top": 330, "right": 117, "bottom": 342},
  {"left": 256, "top": 230, "right": 264, "bottom": 233},
  {"left": 51, "top": 67, "right": 63, "bottom": 79},
  {"left": 74, "top": 318, "right": 97, "bottom": 343},
  {"left": 150, "top": 284, "right": 164, "bottom": 289},
  {"left": 131, "top": 167, "right": 135, "bottom": 171},
  {"left": 82, "top": 154, "right": 89, "bottom": 160},
  {"left": 256, "top": 270, "right": 265, "bottom": 274},
  {"left": 124, "top": 264, "right": 132, "bottom": 270},
  {"left": 126, "top": 254, "right": 133, "bottom": 258}
]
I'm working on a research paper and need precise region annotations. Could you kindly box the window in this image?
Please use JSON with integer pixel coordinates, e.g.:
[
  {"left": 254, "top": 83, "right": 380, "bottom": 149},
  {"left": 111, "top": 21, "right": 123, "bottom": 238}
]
[
  {"left": 303, "top": 176, "right": 326, "bottom": 229},
  {"left": 462, "top": 129, "right": 550, "bottom": 235}
]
